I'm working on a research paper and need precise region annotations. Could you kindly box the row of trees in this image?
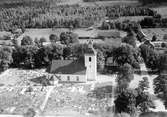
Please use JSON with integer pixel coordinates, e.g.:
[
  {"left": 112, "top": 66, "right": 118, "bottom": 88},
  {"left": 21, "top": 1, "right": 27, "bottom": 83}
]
[
  {"left": 0, "top": 3, "right": 156, "bottom": 31},
  {"left": 0, "top": 34, "right": 142, "bottom": 73},
  {"left": 100, "top": 19, "right": 141, "bottom": 31},
  {"left": 0, "top": 46, "right": 13, "bottom": 71},
  {"left": 100, "top": 14, "right": 167, "bottom": 30},
  {"left": 140, "top": 16, "right": 167, "bottom": 28},
  {"left": 139, "top": 0, "right": 167, "bottom": 5},
  {"left": 139, "top": 43, "right": 166, "bottom": 71}
]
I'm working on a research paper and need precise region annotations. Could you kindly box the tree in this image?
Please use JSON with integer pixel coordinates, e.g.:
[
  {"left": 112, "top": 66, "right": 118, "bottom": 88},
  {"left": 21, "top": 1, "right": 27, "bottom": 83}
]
[
  {"left": 13, "top": 45, "right": 39, "bottom": 68},
  {"left": 154, "top": 75, "right": 167, "bottom": 108},
  {"left": 51, "top": 43, "right": 64, "bottom": 59},
  {"left": 136, "top": 89, "right": 155, "bottom": 113},
  {"left": 34, "top": 38, "right": 40, "bottom": 47},
  {"left": 63, "top": 46, "right": 72, "bottom": 59},
  {"left": 115, "top": 88, "right": 154, "bottom": 115},
  {"left": 39, "top": 37, "right": 47, "bottom": 46},
  {"left": 151, "top": 35, "right": 157, "bottom": 42},
  {"left": 23, "top": 45, "right": 39, "bottom": 68},
  {"left": 71, "top": 43, "right": 87, "bottom": 58},
  {"left": 97, "top": 49, "right": 105, "bottom": 71},
  {"left": 114, "top": 89, "right": 137, "bottom": 115},
  {"left": 60, "top": 32, "right": 79, "bottom": 45},
  {"left": 138, "top": 77, "right": 149, "bottom": 91},
  {"left": 0, "top": 46, "right": 13, "bottom": 71},
  {"left": 113, "top": 44, "right": 140, "bottom": 69},
  {"left": 21, "top": 36, "right": 33, "bottom": 46},
  {"left": 49, "top": 34, "right": 59, "bottom": 43},
  {"left": 34, "top": 47, "right": 49, "bottom": 68},
  {"left": 117, "top": 63, "right": 134, "bottom": 90},
  {"left": 139, "top": 44, "right": 161, "bottom": 70},
  {"left": 122, "top": 29, "right": 137, "bottom": 48}
]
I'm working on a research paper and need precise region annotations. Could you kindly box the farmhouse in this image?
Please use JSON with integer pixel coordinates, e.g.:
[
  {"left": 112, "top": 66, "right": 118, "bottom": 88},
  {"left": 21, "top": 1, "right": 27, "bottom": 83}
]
[{"left": 47, "top": 41, "right": 97, "bottom": 83}]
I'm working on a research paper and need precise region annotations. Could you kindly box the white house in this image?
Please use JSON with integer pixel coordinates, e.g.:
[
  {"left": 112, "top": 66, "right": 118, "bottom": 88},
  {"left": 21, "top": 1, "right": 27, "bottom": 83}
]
[{"left": 47, "top": 41, "right": 97, "bottom": 83}]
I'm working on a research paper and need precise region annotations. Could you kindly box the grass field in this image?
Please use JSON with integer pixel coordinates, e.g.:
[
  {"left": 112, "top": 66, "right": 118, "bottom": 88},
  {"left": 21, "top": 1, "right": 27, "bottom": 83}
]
[
  {"left": 16, "top": 28, "right": 123, "bottom": 46},
  {"left": 143, "top": 28, "right": 167, "bottom": 40},
  {"left": 153, "top": 7, "right": 167, "bottom": 17}
]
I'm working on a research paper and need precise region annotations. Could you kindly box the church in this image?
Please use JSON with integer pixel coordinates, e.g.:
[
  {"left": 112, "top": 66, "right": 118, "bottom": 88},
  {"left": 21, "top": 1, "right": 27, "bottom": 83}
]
[{"left": 47, "top": 41, "right": 97, "bottom": 83}]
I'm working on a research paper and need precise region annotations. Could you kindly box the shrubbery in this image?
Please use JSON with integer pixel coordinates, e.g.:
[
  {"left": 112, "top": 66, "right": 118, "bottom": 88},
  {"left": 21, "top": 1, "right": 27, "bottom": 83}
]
[
  {"left": 0, "top": 46, "right": 13, "bottom": 71},
  {"left": 154, "top": 75, "right": 167, "bottom": 108},
  {"left": 140, "top": 16, "right": 167, "bottom": 28},
  {"left": 139, "top": 43, "right": 164, "bottom": 71},
  {"left": 113, "top": 44, "right": 140, "bottom": 69},
  {"left": 115, "top": 88, "right": 155, "bottom": 115}
]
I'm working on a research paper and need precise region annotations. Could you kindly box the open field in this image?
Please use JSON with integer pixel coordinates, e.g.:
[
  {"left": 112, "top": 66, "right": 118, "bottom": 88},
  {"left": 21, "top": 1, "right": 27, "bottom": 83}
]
[
  {"left": 143, "top": 28, "right": 167, "bottom": 40},
  {"left": 1, "top": 27, "right": 167, "bottom": 46},
  {"left": 153, "top": 7, "right": 167, "bottom": 17},
  {"left": 16, "top": 27, "right": 167, "bottom": 43},
  {"left": 16, "top": 28, "right": 124, "bottom": 45}
]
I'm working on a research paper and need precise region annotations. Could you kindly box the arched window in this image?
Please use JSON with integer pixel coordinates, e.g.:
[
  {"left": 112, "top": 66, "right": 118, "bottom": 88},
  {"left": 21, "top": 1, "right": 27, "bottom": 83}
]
[
  {"left": 76, "top": 76, "right": 79, "bottom": 81},
  {"left": 89, "top": 57, "right": 91, "bottom": 62},
  {"left": 67, "top": 76, "right": 70, "bottom": 81}
]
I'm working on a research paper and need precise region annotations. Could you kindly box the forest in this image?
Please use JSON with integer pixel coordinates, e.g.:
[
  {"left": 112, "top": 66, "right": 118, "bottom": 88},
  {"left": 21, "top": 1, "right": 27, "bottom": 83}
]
[{"left": 0, "top": 2, "right": 156, "bottom": 31}]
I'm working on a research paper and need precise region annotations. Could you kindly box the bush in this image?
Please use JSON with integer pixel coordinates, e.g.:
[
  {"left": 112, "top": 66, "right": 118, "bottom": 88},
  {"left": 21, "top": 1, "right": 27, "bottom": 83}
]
[
  {"left": 21, "top": 36, "right": 33, "bottom": 46},
  {"left": 0, "top": 46, "right": 13, "bottom": 71},
  {"left": 115, "top": 89, "right": 154, "bottom": 115},
  {"left": 49, "top": 34, "right": 59, "bottom": 43},
  {"left": 60, "top": 32, "right": 79, "bottom": 45},
  {"left": 113, "top": 44, "right": 140, "bottom": 69},
  {"left": 139, "top": 44, "right": 162, "bottom": 70}
]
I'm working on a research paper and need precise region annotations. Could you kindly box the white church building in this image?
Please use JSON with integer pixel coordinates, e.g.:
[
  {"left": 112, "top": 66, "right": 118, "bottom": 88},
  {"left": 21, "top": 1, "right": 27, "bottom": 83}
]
[{"left": 47, "top": 41, "right": 97, "bottom": 83}]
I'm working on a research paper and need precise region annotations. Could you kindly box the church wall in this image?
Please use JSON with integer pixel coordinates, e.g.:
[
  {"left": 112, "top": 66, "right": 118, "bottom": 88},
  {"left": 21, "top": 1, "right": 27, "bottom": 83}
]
[
  {"left": 54, "top": 74, "right": 86, "bottom": 83},
  {"left": 85, "top": 54, "right": 97, "bottom": 81}
]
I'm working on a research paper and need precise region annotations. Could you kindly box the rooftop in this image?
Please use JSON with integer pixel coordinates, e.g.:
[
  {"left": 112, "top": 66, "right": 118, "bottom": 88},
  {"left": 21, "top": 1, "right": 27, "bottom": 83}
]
[{"left": 47, "top": 59, "right": 86, "bottom": 75}]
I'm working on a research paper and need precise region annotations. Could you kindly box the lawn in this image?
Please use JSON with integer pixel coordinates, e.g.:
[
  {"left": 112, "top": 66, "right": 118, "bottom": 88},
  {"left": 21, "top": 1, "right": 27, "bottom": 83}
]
[
  {"left": 16, "top": 28, "right": 123, "bottom": 46},
  {"left": 153, "top": 6, "right": 167, "bottom": 17},
  {"left": 142, "top": 28, "right": 167, "bottom": 40}
]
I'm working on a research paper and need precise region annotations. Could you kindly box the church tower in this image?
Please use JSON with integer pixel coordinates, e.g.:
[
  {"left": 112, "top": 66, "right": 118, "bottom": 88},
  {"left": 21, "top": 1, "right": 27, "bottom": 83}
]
[{"left": 85, "top": 40, "right": 97, "bottom": 81}]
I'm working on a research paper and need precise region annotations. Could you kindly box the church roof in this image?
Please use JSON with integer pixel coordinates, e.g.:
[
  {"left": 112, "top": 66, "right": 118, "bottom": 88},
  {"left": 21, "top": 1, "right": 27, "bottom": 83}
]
[{"left": 47, "top": 59, "right": 86, "bottom": 75}]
